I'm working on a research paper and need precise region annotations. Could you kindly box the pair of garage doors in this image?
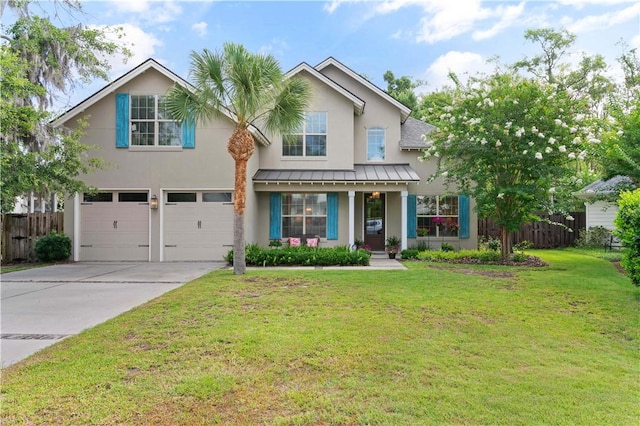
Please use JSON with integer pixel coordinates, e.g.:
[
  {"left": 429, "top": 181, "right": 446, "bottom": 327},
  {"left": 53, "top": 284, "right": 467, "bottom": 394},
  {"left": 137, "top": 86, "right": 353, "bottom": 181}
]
[{"left": 80, "top": 191, "right": 233, "bottom": 261}]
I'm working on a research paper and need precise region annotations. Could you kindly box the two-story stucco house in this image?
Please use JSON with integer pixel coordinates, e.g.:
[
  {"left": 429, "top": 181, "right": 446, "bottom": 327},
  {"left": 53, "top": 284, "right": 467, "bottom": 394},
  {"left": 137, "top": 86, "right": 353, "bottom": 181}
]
[{"left": 53, "top": 57, "right": 478, "bottom": 262}]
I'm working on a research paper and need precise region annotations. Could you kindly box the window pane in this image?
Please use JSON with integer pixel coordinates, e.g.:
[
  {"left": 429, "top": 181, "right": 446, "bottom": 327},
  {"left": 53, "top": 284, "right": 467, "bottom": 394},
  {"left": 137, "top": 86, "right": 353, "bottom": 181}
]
[
  {"left": 282, "top": 194, "right": 304, "bottom": 215},
  {"left": 282, "top": 216, "right": 303, "bottom": 238},
  {"left": 306, "top": 112, "right": 327, "bottom": 133},
  {"left": 118, "top": 192, "right": 148, "bottom": 202},
  {"left": 131, "top": 95, "right": 155, "bottom": 120},
  {"left": 305, "top": 194, "right": 327, "bottom": 215},
  {"left": 132, "top": 121, "right": 154, "bottom": 146},
  {"left": 83, "top": 192, "right": 113, "bottom": 202},
  {"left": 159, "top": 122, "right": 182, "bottom": 146},
  {"left": 440, "top": 196, "right": 458, "bottom": 216},
  {"left": 167, "top": 192, "right": 196, "bottom": 202},
  {"left": 156, "top": 96, "right": 173, "bottom": 120},
  {"left": 417, "top": 196, "right": 437, "bottom": 215},
  {"left": 306, "top": 135, "right": 326, "bottom": 156},
  {"left": 283, "top": 135, "right": 303, "bottom": 156},
  {"left": 203, "top": 192, "right": 232, "bottom": 202},
  {"left": 306, "top": 217, "right": 326, "bottom": 237},
  {"left": 367, "top": 128, "right": 385, "bottom": 161}
]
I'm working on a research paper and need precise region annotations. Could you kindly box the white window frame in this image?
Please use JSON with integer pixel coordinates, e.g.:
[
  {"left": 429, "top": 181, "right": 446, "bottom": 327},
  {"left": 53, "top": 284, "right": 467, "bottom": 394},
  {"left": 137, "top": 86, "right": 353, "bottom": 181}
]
[
  {"left": 281, "top": 193, "right": 327, "bottom": 238},
  {"left": 367, "top": 127, "right": 386, "bottom": 162},
  {"left": 130, "top": 95, "right": 181, "bottom": 147},
  {"left": 283, "top": 112, "right": 327, "bottom": 157},
  {"left": 416, "top": 195, "right": 459, "bottom": 237}
]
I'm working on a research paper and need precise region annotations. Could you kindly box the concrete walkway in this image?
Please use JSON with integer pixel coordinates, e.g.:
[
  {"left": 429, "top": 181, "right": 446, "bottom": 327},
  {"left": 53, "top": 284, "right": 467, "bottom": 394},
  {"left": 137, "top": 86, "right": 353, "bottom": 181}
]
[{"left": 1, "top": 262, "right": 224, "bottom": 367}]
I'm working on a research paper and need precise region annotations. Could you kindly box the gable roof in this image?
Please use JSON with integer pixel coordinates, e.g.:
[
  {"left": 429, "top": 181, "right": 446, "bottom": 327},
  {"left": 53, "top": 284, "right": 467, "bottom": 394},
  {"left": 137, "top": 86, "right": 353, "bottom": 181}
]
[
  {"left": 51, "top": 58, "right": 269, "bottom": 145},
  {"left": 315, "top": 57, "right": 412, "bottom": 123},
  {"left": 286, "top": 62, "right": 365, "bottom": 116},
  {"left": 400, "top": 117, "right": 437, "bottom": 149}
]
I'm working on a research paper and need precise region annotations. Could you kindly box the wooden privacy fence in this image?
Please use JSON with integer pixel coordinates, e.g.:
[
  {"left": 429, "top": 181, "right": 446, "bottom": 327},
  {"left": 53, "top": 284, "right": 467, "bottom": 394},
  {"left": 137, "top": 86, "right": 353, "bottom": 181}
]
[
  {"left": 478, "top": 212, "right": 586, "bottom": 249},
  {"left": 1, "top": 212, "right": 64, "bottom": 263}
]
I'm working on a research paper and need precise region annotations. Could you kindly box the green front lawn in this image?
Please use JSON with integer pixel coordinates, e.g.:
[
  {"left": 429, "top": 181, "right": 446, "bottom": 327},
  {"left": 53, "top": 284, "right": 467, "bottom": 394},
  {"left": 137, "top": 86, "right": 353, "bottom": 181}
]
[{"left": 2, "top": 251, "right": 638, "bottom": 425}]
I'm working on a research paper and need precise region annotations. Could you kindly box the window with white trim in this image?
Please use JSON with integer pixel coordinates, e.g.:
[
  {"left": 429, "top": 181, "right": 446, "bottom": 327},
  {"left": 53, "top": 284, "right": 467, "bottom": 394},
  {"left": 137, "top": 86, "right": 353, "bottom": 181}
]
[
  {"left": 417, "top": 195, "right": 459, "bottom": 237},
  {"left": 131, "top": 95, "right": 181, "bottom": 146},
  {"left": 281, "top": 193, "right": 327, "bottom": 237},
  {"left": 283, "top": 112, "right": 327, "bottom": 157},
  {"left": 367, "top": 127, "right": 385, "bottom": 161}
]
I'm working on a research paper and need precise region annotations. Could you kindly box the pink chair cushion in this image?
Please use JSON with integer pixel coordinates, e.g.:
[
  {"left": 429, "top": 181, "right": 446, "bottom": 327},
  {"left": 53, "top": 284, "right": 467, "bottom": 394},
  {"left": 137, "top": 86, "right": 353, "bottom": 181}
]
[
  {"left": 306, "top": 238, "right": 319, "bottom": 247},
  {"left": 289, "top": 237, "right": 301, "bottom": 247}
]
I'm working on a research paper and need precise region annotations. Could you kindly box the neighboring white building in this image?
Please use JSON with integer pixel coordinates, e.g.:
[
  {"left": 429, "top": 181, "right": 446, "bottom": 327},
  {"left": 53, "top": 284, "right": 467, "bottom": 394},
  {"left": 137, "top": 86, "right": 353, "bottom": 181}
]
[{"left": 575, "top": 176, "right": 633, "bottom": 230}]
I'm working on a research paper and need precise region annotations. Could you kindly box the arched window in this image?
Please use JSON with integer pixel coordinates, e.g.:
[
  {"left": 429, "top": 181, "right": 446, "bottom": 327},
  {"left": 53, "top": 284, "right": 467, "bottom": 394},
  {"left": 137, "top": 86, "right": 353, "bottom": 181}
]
[{"left": 367, "top": 127, "right": 385, "bottom": 161}]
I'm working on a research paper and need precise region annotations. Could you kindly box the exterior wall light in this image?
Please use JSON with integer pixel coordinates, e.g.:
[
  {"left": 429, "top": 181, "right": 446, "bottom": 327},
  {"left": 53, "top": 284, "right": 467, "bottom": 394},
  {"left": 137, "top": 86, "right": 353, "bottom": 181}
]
[{"left": 150, "top": 195, "right": 159, "bottom": 210}]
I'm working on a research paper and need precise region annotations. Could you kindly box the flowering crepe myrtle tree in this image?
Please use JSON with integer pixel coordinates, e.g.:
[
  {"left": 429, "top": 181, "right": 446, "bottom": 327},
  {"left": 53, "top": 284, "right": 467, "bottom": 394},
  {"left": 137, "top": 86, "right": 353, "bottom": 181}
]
[{"left": 422, "top": 71, "right": 602, "bottom": 258}]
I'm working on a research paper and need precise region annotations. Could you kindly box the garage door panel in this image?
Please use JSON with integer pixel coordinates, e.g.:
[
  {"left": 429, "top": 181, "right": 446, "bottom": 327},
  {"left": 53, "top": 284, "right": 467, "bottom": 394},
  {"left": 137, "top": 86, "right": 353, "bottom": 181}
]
[
  {"left": 80, "top": 192, "right": 149, "bottom": 262},
  {"left": 164, "top": 193, "right": 233, "bottom": 261}
]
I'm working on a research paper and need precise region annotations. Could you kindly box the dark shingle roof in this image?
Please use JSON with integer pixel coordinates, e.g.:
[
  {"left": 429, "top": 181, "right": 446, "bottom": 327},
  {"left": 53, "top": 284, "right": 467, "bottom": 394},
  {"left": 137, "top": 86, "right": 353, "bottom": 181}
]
[
  {"left": 253, "top": 164, "right": 421, "bottom": 183},
  {"left": 400, "top": 116, "right": 437, "bottom": 149}
]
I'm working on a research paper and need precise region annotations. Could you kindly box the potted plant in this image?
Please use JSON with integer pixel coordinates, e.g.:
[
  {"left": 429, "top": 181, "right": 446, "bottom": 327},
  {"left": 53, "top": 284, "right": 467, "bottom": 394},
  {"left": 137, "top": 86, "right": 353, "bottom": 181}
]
[{"left": 385, "top": 235, "right": 401, "bottom": 259}]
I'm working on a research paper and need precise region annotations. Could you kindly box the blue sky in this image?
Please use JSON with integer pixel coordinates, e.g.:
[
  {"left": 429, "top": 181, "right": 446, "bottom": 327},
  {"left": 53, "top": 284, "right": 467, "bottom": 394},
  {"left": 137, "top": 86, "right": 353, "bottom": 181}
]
[{"left": 15, "top": 0, "right": 640, "bottom": 112}]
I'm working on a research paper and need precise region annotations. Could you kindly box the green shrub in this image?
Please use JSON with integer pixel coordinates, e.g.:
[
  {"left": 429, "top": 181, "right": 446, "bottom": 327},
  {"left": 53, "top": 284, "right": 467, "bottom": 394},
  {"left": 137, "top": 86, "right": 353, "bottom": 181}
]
[
  {"left": 614, "top": 189, "right": 640, "bottom": 286},
  {"left": 478, "top": 250, "right": 501, "bottom": 262},
  {"left": 226, "top": 245, "right": 370, "bottom": 267},
  {"left": 575, "top": 226, "right": 611, "bottom": 248},
  {"left": 479, "top": 237, "right": 502, "bottom": 252},
  {"left": 511, "top": 252, "right": 528, "bottom": 262},
  {"left": 513, "top": 240, "right": 533, "bottom": 252},
  {"left": 34, "top": 232, "right": 71, "bottom": 262},
  {"left": 401, "top": 249, "right": 419, "bottom": 260},
  {"left": 441, "top": 242, "right": 454, "bottom": 252}
]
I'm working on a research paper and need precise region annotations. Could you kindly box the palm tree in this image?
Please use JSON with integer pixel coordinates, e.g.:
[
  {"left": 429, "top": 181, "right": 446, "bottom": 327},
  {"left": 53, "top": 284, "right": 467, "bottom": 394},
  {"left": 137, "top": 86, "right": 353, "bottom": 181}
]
[{"left": 165, "top": 43, "right": 311, "bottom": 274}]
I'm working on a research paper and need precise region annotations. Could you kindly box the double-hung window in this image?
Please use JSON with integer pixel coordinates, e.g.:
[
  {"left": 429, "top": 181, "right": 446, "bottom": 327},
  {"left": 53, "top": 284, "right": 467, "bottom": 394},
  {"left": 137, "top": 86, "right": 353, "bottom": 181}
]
[
  {"left": 283, "top": 112, "right": 327, "bottom": 157},
  {"left": 417, "top": 195, "right": 459, "bottom": 237},
  {"left": 367, "top": 127, "right": 385, "bottom": 161},
  {"left": 131, "top": 95, "right": 181, "bottom": 147},
  {"left": 281, "top": 193, "right": 327, "bottom": 237}
]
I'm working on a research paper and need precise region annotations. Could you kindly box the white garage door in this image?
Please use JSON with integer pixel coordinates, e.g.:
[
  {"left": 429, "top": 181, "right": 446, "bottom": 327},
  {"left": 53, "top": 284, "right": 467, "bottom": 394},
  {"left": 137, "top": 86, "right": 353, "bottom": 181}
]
[
  {"left": 80, "top": 192, "right": 150, "bottom": 261},
  {"left": 163, "top": 191, "right": 234, "bottom": 261}
]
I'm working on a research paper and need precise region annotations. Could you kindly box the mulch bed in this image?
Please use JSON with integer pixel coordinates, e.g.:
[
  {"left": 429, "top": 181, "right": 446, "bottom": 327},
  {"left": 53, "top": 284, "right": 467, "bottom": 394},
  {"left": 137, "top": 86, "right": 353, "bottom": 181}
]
[{"left": 424, "top": 255, "right": 548, "bottom": 268}]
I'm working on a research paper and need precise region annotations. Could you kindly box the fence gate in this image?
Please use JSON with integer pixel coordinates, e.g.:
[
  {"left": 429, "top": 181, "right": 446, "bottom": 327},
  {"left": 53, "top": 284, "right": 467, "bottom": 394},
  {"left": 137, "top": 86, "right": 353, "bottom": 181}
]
[{"left": 1, "top": 212, "right": 64, "bottom": 263}]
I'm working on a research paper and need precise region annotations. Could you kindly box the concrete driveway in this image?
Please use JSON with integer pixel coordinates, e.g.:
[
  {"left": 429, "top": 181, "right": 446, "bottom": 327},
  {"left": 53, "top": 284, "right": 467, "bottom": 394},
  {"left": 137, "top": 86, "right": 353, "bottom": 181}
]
[{"left": 1, "top": 262, "right": 225, "bottom": 367}]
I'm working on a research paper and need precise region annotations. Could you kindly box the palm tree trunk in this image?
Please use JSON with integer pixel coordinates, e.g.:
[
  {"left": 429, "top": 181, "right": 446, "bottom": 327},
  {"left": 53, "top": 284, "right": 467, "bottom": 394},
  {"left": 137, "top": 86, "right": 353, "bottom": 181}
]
[{"left": 228, "top": 127, "right": 255, "bottom": 275}]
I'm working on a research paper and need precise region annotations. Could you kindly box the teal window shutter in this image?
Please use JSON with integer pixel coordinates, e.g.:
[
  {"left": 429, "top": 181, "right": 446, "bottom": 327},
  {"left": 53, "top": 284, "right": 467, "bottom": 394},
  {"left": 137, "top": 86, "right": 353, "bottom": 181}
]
[
  {"left": 115, "top": 93, "right": 129, "bottom": 148},
  {"left": 181, "top": 117, "right": 195, "bottom": 149},
  {"left": 407, "top": 195, "right": 417, "bottom": 238},
  {"left": 459, "top": 195, "right": 470, "bottom": 239},
  {"left": 327, "top": 192, "right": 338, "bottom": 240},
  {"left": 269, "top": 192, "right": 282, "bottom": 239}
]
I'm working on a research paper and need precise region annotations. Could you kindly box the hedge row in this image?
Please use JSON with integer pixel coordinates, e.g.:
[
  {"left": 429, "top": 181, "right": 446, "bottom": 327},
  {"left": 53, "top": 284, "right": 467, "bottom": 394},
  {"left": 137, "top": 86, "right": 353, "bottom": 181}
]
[{"left": 225, "top": 245, "right": 371, "bottom": 267}]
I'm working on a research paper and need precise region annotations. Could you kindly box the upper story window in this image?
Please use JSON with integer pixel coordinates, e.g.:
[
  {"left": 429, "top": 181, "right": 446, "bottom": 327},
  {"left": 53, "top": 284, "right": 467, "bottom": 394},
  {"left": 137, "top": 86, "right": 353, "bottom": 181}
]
[
  {"left": 131, "top": 95, "right": 181, "bottom": 147},
  {"left": 417, "top": 195, "right": 459, "bottom": 237},
  {"left": 367, "top": 127, "right": 385, "bottom": 161},
  {"left": 283, "top": 112, "right": 327, "bottom": 157}
]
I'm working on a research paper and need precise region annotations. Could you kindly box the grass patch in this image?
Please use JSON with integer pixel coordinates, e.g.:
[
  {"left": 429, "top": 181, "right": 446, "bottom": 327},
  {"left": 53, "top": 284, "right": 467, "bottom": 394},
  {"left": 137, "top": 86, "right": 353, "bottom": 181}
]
[
  {"left": 564, "top": 246, "right": 624, "bottom": 262},
  {"left": 2, "top": 250, "right": 638, "bottom": 425},
  {"left": 1, "top": 262, "right": 53, "bottom": 274}
]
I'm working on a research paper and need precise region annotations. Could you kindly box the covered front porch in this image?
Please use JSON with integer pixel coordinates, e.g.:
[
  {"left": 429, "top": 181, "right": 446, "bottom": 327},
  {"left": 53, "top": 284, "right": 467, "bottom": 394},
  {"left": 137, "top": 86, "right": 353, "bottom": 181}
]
[{"left": 252, "top": 164, "right": 421, "bottom": 251}]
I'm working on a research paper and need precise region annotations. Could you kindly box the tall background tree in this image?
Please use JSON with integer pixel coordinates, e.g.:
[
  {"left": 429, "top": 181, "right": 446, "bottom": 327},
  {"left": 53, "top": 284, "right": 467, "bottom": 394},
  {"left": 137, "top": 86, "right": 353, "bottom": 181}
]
[
  {"left": 166, "top": 44, "right": 311, "bottom": 275},
  {"left": 0, "top": 0, "right": 129, "bottom": 212}
]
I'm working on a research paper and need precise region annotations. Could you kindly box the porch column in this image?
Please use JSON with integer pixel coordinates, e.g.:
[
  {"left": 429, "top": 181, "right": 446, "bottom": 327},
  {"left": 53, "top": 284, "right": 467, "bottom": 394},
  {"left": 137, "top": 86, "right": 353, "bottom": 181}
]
[
  {"left": 348, "top": 191, "right": 355, "bottom": 249},
  {"left": 73, "top": 193, "right": 80, "bottom": 261},
  {"left": 401, "top": 190, "right": 408, "bottom": 251}
]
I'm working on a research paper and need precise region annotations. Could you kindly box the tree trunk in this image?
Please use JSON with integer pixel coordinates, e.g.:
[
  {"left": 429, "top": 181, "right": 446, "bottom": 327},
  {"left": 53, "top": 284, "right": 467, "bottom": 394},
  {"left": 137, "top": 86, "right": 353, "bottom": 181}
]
[
  {"left": 500, "top": 225, "right": 512, "bottom": 259},
  {"left": 228, "top": 127, "right": 255, "bottom": 275}
]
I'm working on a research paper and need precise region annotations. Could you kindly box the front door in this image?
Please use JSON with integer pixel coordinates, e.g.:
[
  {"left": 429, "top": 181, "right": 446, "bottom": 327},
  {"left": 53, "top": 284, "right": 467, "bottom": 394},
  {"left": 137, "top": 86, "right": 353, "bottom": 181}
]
[{"left": 364, "top": 192, "right": 385, "bottom": 251}]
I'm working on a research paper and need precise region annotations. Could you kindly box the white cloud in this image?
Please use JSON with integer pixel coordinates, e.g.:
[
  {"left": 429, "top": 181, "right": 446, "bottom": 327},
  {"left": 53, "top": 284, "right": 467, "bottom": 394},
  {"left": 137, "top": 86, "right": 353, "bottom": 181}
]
[
  {"left": 565, "top": 3, "right": 640, "bottom": 34},
  {"left": 424, "top": 51, "right": 493, "bottom": 90},
  {"left": 259, "top": 38, "right": 290, "bottom": 58},
  {"left": 472, "top": 2, "right": 526, "bottom": 40},
  {"left": 107, "top": 0, "right": 182, "bottom": 24},
  {"left": 91, "top": 23, "right": 163, "bottom": 77},
  {"left": 191, "top": 21, "right": 208, "bottom": 38}
]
